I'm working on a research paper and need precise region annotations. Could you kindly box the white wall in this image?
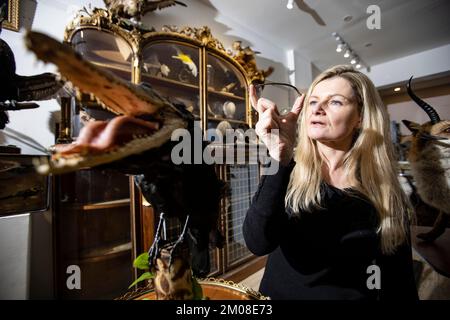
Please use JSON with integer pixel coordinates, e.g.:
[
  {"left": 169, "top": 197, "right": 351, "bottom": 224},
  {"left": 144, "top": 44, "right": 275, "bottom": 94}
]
[
  {"left": 142, "top": 1, "right": 287, "bottom": 65},
  {"left": 388, "top": 94, "right": 450, "bottom": 136},
  {"left": 364, "top": 44, "right": 450, "bottom": 88},
  {"left": 1, "top": 0, "right": 106, "bottom": 154},
  {"left": 0, "top": 214, "right": 30, "bottom": 299}
]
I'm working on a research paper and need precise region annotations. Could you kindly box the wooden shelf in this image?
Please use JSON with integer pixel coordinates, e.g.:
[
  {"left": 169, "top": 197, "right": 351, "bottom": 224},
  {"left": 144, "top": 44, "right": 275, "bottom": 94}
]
[
  {"left": 78, "top": 241, "right": 132, "bottom": 262},
  {"left": 91, "top": 61, "right": 132, "bottom": 73},
  {"left": 221, "top": 256, "right": 267, "bottom": 284},
  {"left": 208, "top": 89, "right": 245, "bottom": 101},
  {"left": 204, "top": 143, "right": 263, "bottom": 160},
  {"left": 208, "top": 117, "right": 246, "bottom": 124},
  {"left": 82, "top": 199, "right": 130, "bottom": 210},
  {"left": 143, "top": 75, "right": 245, "bottom": 102},
  {"left": 142, "top": 74, "right": 199, "bottom": 92}
]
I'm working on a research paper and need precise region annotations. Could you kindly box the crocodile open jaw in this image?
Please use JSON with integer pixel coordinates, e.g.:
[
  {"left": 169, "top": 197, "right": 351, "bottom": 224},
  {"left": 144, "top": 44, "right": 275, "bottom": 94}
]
[{"left": 24, "top": 31, "right": 187, "bottom": 174}]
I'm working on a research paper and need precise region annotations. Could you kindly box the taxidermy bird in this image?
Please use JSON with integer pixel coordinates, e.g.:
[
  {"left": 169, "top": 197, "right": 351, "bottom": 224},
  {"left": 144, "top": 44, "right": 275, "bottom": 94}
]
[
  {"left": 143, "top": 54, "right": 170, "bottom": 77},
  {"left": 232, "top": 41, "right": 273, "bottom": 81},
  {"left": 402, "top": 77, "right": 450, "bottom": 242},
  {"left": 103, "top": 0, "right": 186, "bottom": 19},
  {"left": 0, "top": 4, "right": 62, "bottom": 129},
  {"left": 108, "top": 120, "right": 225, "bottom": 278},
  {"left": 289, "top": 0, "right": 326, "bottom": 26},
  {"left": 172, "top": 48, "right": 198, "bottom": 77}
]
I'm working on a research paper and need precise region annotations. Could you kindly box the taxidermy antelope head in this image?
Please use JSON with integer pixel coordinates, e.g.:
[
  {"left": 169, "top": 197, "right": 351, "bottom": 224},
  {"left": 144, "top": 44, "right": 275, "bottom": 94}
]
[{"left": 402, "top": 77, "right": 450, "bottom": 241}]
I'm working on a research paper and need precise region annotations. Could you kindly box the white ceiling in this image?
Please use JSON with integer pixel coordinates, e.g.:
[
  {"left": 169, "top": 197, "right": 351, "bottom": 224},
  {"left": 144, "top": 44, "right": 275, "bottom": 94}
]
[{"left": 204, "top": 0, "right": 450, "bottom": 71}]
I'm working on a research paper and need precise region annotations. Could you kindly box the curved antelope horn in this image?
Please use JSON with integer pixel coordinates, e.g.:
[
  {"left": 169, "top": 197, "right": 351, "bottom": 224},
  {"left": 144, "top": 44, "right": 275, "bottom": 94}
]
[{"left": 407, "top": 76, "right": 441, "bottom": 124}]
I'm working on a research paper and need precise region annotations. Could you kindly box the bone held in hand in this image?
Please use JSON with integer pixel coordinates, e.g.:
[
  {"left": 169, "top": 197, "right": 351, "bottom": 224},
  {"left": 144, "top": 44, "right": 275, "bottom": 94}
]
[{"left": 53, "top": 116, "right": 159, "bottom": 157}]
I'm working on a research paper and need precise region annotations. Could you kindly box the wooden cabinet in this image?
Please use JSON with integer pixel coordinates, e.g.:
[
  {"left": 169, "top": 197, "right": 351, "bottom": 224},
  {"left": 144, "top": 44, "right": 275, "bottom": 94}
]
[
  {"left": 53, "top": 169, "right": 134, "bottom": 299},
  {"left": 57, "top": 7, "right": 272, "bottom": 296}
]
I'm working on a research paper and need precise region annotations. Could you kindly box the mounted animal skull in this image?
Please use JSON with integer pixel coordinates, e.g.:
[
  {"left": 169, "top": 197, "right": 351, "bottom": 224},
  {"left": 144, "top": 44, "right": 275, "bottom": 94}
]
[{"left": 402, "top": 77, "right": 450, "bottom": 241}]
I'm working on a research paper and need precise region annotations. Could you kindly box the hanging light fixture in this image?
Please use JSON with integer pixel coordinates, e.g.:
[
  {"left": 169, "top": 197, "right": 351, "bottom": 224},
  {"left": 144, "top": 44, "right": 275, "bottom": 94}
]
[
  {"left": 332, "top": 32, "right": 369, "bottom": 70},
  {"left": 332, "top": 32, "right": 341, "bottom": 42},
  {"left": 287, "top": 0, "right": 294, "bottom": 10}
]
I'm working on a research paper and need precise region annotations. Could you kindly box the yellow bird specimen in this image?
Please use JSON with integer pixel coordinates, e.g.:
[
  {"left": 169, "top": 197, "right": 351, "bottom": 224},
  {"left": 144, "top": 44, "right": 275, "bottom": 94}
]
[{"left": 172, "top": 51, "right": 198, "bottom": 77}]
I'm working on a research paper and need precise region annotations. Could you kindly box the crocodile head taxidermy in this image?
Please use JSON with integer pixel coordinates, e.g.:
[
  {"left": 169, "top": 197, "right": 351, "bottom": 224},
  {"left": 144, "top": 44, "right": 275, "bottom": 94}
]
[{"left": 24, "top": 30, "right": 191, "bottom": 174}]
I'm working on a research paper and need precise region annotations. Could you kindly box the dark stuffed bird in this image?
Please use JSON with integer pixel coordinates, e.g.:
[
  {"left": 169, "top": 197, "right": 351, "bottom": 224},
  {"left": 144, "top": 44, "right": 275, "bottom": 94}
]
[
  {"left": 95, "top": 103, "right": 226, "bottom": 277},
  {"left": 103, "top": 0, "right": 187, "bottom": 19},
  {"left": 127, "top": 122, "right": 225, "bottom": 277},
  {"left": 293, "top": 0, "right": 326, "bottom": 26},
  {"left": 135, "top": 161, "right": 225, "bottom": 277},
  {"left": 0, "top": 4, "right": 62, "bottom": 129}
]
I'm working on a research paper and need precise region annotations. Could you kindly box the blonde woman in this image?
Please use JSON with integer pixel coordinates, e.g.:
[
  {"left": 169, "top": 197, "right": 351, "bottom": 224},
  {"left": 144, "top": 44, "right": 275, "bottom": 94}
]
[{"left": 243, "top": 65, "right": 418, "bottom": 300}]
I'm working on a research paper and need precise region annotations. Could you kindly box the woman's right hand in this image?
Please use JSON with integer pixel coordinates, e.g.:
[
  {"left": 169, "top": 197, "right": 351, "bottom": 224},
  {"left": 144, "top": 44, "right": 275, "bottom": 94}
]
[{"left": 249, "top": 84, "right": 304, "bottom": 166}]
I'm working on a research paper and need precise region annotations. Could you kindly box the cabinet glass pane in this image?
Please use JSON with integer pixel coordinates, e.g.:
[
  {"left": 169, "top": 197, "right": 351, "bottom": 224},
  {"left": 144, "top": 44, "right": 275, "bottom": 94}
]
[
  {"left": 70, "top": 29, "right": 132, "bottom": 81},
  {"left": 225, "top": 165, "right": 259, "bottom": 266},
  {"left": 141, "top": 42, "right": 201, "bottom": 117},
  {"left": 206, "top": 53, "right": 247, "bottom": 128},
  {"left": 59, "top": 169, "right": 130, "bottom": 205}
]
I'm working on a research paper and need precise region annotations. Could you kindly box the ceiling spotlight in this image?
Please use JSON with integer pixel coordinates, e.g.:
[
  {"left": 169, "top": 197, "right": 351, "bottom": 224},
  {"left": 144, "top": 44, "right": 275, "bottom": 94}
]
[
  {"left": 333, "top": 34, "right": 341, "bottom": 42},
  {"left": 287, "top": 0, "right": 294, "bottom": 10},
  {"left": 332, "top": 32, "right": 369, "bottom": 71}
]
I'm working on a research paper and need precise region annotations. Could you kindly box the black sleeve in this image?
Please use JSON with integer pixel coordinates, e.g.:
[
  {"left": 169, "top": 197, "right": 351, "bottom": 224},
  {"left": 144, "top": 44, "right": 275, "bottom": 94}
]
[
  {"left": 243, "top": 161, "right": 294, "bottom": 256},
  {"left": 378, "top": 235, "right": 419, "bottom": 300}
]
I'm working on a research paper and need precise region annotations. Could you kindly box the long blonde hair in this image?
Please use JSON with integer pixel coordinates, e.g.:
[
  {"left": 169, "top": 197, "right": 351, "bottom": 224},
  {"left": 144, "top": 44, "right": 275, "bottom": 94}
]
[{"left": 285, "top": 65, "right": 411, "bottom": 255}]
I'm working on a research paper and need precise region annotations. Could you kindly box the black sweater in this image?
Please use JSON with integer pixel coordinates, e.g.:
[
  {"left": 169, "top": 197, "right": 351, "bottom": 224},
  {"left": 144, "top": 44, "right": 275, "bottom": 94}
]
[{"left": 243, "top": 162, "right": 418, "bottom": 300}]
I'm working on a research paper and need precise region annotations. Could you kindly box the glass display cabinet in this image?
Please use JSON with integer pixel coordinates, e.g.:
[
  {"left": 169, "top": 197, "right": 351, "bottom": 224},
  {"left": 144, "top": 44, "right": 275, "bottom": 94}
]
[{"left": 53, "top": 6, "right": 273, "bottom": 298}]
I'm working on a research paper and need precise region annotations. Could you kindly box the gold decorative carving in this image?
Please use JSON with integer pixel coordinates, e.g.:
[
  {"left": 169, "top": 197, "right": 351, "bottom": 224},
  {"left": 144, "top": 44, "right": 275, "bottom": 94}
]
[
  {"left": 64, "top": 7, "right": 149, "bottom": 47},
  {"left": 2, "top": 0, "right": 20, "bottom": 32},
  {"left": 64, "top": 5, "right": 273, "bottom": 84},
  {"left": 161, "top": 25, "right": 226, "bottom": 53},
  {"left": 232, "top": 41, "right": 274, "bottom": 84},
  {"left": 115, "top": 277, "right": 270, "bottom": 300}
]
